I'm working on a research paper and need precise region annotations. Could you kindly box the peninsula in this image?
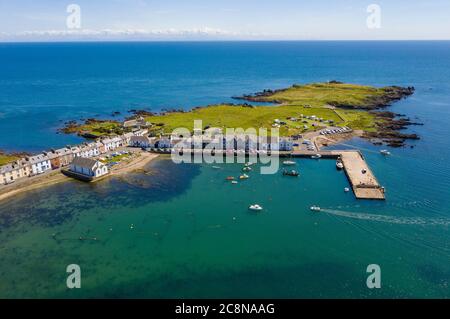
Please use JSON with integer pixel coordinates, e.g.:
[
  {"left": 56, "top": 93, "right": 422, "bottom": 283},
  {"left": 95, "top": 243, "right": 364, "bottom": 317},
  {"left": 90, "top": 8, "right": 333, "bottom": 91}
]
[{"left": 61, "top": 82, "right": 419, "bottom": 147}]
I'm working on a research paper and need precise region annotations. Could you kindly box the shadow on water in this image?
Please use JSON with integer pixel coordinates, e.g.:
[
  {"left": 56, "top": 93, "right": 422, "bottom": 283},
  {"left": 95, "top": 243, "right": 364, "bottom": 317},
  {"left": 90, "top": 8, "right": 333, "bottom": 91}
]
[
  {"left": 0, "top": 158, "right": 201, "bottom": 229},
  {"left": 59, "top": 261, "right": 399, "bottom": 299}
]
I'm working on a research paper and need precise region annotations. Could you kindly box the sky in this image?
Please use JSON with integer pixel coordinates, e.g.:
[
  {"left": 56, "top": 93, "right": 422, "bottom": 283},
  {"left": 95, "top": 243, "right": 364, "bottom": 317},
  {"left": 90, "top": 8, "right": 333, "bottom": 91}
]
[{"left": 0, "top": 0, "right": 449, "bottom": 41}]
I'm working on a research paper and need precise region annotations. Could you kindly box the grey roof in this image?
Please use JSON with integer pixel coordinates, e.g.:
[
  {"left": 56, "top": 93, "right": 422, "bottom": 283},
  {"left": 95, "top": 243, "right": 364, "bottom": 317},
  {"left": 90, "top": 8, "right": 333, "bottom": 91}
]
[
  {"left": 130, "top": 136, "right": 150, "bottom": 143},
  {"left": 28, "top": 154, "right": 50, "bottom": 164},
  {"left": 71, "top": 157, "right": 99, "bottom": 169}
]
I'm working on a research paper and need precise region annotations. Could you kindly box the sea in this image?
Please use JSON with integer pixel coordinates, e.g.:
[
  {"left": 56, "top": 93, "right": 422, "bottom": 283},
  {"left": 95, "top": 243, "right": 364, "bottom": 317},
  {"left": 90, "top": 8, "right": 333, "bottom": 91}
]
[{"left": 0, "top": 41, "right": 449, "bottom": 298}]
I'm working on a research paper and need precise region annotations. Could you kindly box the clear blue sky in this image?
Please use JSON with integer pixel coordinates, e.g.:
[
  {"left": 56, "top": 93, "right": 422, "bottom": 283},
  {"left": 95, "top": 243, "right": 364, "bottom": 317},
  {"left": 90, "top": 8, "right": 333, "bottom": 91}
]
[{"left": 1, "top": 0, "right": 449, "bottom": 41}]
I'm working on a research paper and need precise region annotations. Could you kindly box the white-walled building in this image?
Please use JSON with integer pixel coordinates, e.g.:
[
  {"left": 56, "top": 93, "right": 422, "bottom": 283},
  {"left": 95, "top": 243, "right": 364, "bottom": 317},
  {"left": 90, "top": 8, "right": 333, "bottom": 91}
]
[
  {"left": 69, "top": 157, "right": 108, "bottom": 179},
  {"left": 129, "top": 136, "right": 156, "bottom": 148},
  {"left": 279, "top": 138, "right": 294, "bottom": 151},
  {"left": 28, "top": 154, "right": 52, "bottom": 175}
]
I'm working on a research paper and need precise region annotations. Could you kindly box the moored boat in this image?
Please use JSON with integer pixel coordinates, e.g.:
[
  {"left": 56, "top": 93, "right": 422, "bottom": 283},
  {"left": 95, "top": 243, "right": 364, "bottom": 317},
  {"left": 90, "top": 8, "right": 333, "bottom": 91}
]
[
  {"left": 311, "top": 154, "right": 322, "bottom": 159},
  {"left": 249, "top": 204, "right": 263, "bottom": 211},
  {"left": 282, "top": 160, "right": 296, "bottom": 166},
  {"left": 282, "top": 169, "right": 299, "bottom": 177}
]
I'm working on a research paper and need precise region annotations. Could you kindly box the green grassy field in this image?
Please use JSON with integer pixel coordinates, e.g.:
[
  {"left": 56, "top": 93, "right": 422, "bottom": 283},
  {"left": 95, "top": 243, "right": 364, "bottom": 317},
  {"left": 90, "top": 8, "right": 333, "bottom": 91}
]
[
  {"left": 259, "top": 82, "right": 386, "bottom": 107},
  {"left": 63, "top": 82, "right": 386, "bottom": 138},
  {"left": 0, "top": 154, "right": 19, "bottom": 166}
]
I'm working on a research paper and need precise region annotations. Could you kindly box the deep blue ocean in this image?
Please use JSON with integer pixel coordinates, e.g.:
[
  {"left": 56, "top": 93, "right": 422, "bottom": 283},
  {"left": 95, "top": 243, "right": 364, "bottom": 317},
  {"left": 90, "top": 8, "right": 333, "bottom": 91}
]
[{"left": 0, "top": 41, "right": 449, "bottom": 298}]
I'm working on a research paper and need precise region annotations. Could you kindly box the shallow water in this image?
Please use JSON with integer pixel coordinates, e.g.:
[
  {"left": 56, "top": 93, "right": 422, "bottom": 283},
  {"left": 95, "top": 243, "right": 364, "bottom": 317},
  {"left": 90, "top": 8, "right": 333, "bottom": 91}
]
[{"left": 0, "top": 41, "right": 450, "bottom": 298}]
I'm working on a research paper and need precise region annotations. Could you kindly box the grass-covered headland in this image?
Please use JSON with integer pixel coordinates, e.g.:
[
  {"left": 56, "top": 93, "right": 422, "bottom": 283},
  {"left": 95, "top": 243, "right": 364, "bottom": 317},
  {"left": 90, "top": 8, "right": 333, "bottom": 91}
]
[{"left": 60, "top": 82, "right": 419, "bottom": 146}]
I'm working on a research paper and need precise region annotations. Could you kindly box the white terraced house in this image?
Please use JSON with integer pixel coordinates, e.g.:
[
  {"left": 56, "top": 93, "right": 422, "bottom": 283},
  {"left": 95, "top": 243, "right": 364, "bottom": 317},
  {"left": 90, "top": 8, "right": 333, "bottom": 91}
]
[
  {"left": 122, "top": 132, "right": 134, "bottom": 145},
  {"left": 70, "top": 146, "right": 82, "bottom": 158},
  {"left": 258, "top": 136, "right": 280, "bottom": 151},
  {"left": 133, "top": 129, "right": 148, "bottom": 137},
  {"left": 129, "top": 136, "right": 155, "bottom": 148},
  {"left": 79, "top": 142, "right": 100, "bottom": 158},
  {"left": 279, "top": 138, "right": 294, "bottom": 151},
  {"left": 0, "top": 160, "right": 32, "bottom": 185},
  {"left": 28, "top": 154, "right": 52, "bottom": 175},
  {"left": 156, "top": 137, "right": 171, "bottom": 149},
  {"left": 69, "top": 157, "right": 109, "bottom": 178}
]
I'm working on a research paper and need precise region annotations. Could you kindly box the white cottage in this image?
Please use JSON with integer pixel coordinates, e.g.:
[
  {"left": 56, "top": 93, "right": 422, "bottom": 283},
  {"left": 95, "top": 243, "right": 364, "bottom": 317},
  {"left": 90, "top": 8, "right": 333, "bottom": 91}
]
[
  {"left": 279, "top": 138, "right": 294, "bottom": 151},
  {"left": 69, "top": 157, "right": 108, "bottom": 178},
  {"left": 129, "top": 136, "right": 155, "bottom": 148},
  {"left": 28, "top": 154, "right": 52, "bottom": 175}
]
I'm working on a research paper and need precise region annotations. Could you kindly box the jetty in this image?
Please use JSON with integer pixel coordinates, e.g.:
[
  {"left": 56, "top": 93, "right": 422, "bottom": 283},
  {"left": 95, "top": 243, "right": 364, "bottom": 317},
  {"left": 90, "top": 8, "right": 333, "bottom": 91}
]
[{"left": 291, "top": 150, "right": 385, "bottom": 200}]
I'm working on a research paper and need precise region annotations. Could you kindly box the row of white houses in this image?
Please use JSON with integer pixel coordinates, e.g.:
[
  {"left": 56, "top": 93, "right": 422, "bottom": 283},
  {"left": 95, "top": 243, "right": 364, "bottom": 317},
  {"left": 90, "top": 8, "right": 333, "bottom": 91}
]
[
  {"left": 129, "top": 134, "right": 294, "bottom": 152},
  {"left": 0, "top": 129, "right": 147, "bottom": 185}
]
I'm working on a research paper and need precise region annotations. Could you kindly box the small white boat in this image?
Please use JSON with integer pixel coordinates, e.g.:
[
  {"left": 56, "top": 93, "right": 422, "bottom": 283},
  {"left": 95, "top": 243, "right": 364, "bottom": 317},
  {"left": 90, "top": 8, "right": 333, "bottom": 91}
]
[
  {"left": 242, "top": 166, "right": 252, "bottom": 172},
  {"left": 310, "top": 206, "right": 321, "bottom": 212},
  {"left": 283, "top": 160, "right": 296, "bottom": 166},
  {"left": 380, "top": 150, "right": 391, "bottom": 156},
  {"left": 336, "top": 161, "right": 344, "bottom": 170},
  {"left": 239, "top": 174, "right": 249, "bottom": 180},
  {"left": 212, "top": 166, "right": 221, "bottom": 169},
  {"left": 344, "top": 187, "right": 350, "bottom": 192},
  {"left": 231, "top": 181, "right": 238, "bottom": 184},
  {"left": 311, "top": 154, "right": 322, "bottom": 159},
  {"left": 249, "top": 204, "right": 263, "bottom": 211}
]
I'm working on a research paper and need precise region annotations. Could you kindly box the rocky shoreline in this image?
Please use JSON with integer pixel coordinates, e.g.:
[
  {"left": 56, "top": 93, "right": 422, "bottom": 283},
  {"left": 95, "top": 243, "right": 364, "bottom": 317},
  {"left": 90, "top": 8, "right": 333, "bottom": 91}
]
[{"left": 233, "top": 81, "right": 420, "bottom": 147}]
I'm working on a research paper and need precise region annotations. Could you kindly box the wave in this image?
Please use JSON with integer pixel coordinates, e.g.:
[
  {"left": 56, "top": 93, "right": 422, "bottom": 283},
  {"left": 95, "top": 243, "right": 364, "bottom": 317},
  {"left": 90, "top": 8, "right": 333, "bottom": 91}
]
[{"left": 321, "top": 209, "right": 450, "bottom": 226}]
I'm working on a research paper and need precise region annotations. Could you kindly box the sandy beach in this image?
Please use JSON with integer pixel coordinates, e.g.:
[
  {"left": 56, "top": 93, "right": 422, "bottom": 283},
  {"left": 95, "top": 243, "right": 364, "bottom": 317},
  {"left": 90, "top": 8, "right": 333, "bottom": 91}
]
[{"left": 0, "top": 150, "right": 159, "bottom": 204}]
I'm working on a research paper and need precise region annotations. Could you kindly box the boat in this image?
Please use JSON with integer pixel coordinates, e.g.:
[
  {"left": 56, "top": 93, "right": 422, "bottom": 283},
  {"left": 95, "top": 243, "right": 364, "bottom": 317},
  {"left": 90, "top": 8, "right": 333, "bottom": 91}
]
[
  {"left": 231, "top": 181, "right": 238, "bottom": 184},
  {"left": 282, "top": 160, "right": 296, "bottom": 166},
  {"left": 249, "top": 204, "right": 263, "bottom": 211},
  {"left": 336, "top": 160, "right": 344, "bottom": 170},
  {"left": 344, "top": 187, "right": 350, "bottom": 192},
  {"left": 226, "top": 176, "right": 234, "bottom": 181},
  {"left": 380, "top": 150, "right": 391, "bottom": 156},
  {"left": 212, "top": 166, "right": 221, "bottom": 169},
  {"left": 311, "top": 154, "right": 322, "bottom": 159},
  {"left": 239, "top": 174, "right": 249, "bottom": 180},
  {"left": 242, "top": 166, "right": 252, "bottom": 172},
  {"left": 310, "top": 206, "right": 321, "bottom": 212},
  {"left": 282, "top": 169, "right": 299, "bottom": 177}
]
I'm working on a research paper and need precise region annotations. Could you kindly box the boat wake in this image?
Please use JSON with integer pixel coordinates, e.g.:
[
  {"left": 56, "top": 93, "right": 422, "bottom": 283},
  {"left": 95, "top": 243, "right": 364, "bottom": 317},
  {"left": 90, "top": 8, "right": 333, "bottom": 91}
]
[{"left": 321, "top": 209, "right": 450, "bottom": 226}]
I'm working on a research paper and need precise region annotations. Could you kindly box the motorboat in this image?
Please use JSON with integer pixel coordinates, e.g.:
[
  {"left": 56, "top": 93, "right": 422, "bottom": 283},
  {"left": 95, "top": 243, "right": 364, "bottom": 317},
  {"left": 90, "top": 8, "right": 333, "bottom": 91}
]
[
  {"left": 249, "top": 204, "right": 263, "bottom": 211},
  {"left": 344, "top": 187, "right": 350, "bottom": 192},
  {"left": 380, "top": 150, "right": 391, "bottom": 156},
  {"left": 242, "top": 166, "right": 252, "bottom": 172},
  {"left": 231, "top": 181, "right": 238, "bottom": 184},
  {"left": 311, "top": 154, "right": 322, "bottom": 159},
  {"left": 226, "top": 176, "right": 235, "bottom": 181},
  {"left": 310, "top": 206, "right": 321, "bottom": 212},
  {"left": 282, "top": 160, "right": 296, "bottom": 166},
  {"left": 336, "top": 160, "right": 344, "bottom": 170},
  {"left": 239, "top": 174, "right": 249, "bottom": 180},
  {"left": 282, "top": 169, "right": 299, "bottom": 177}
]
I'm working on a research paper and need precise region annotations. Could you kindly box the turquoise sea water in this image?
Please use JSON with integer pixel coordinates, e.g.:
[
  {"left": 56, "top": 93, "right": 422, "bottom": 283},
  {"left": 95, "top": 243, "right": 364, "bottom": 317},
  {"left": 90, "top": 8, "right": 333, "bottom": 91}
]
[{"left": 0, "top": 41, "right": 449, "bottom": 298}]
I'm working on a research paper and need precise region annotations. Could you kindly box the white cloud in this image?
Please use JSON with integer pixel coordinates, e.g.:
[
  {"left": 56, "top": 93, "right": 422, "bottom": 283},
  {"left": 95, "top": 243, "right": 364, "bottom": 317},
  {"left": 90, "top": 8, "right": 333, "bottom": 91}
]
[{"left": 0, "top": 27, "right": 266, "bottom": 41}]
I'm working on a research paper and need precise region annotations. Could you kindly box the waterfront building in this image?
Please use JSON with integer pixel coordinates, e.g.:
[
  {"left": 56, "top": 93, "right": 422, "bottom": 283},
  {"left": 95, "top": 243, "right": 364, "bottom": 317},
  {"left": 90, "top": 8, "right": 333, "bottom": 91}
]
[
  {"left": 69, "top": 157, "right": 108, "bottom": 179},
  {"left": 53, "top": 148, "right": 74, "bottom": 167},
  {"left": 0, "top": 159, "right": 32, "bottom": 185},
  {"left": 28, "top": 154, "right": 52, "bottom": 175},
  {"left": 279, "top": 138, "right": 294, "bottom": 151},
  {"left": 129, "top": 136, "right": 155, "bottom": 148}
]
